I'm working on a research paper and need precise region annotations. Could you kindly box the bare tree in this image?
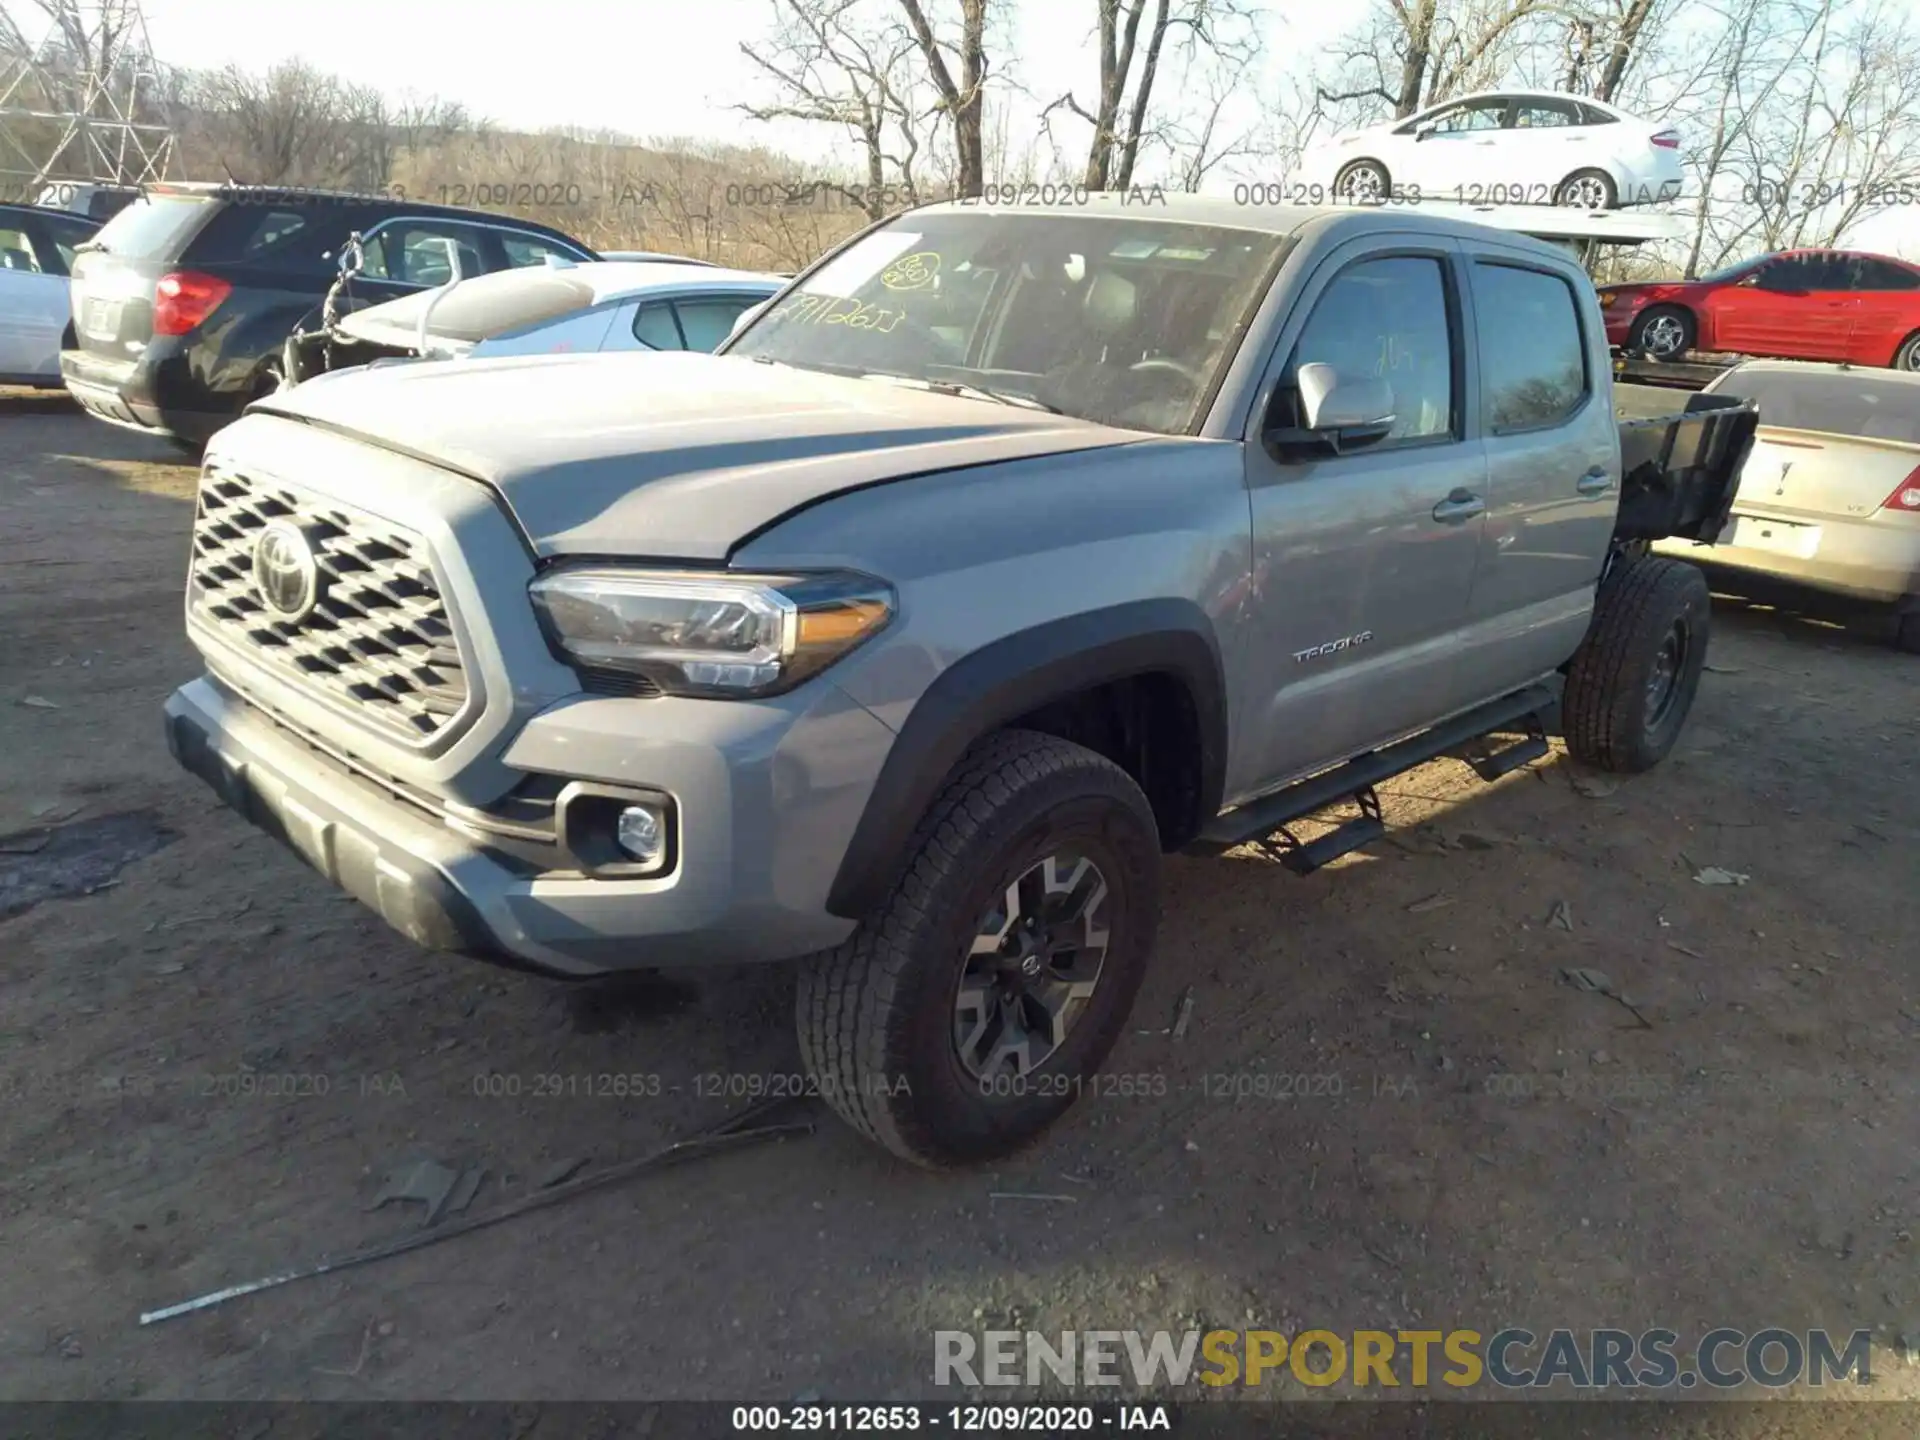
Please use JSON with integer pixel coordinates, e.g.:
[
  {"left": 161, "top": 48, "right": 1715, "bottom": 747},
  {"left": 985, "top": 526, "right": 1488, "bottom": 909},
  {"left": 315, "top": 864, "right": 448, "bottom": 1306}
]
[
  {"left": 895, "top": 0, "right": 990, "bottom": 197},
  {"left": 738, "top": 0, "right": 930, "bottom": 219},
  {"left": 1312, "top": 0, "right": 1547, "bottom": 125},
  {"left": 187, "top": 60, "right": 362, "bottom": 186},
  {"left": 1039, "top": 0, "right": 1259, "bottom": 190}
]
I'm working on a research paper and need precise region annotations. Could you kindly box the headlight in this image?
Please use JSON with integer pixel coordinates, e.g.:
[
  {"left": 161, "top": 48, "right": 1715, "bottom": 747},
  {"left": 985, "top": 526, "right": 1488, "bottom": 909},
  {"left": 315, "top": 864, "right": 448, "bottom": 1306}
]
[{"left": 528, "top": 567, "right": 894, "bottom": 699}]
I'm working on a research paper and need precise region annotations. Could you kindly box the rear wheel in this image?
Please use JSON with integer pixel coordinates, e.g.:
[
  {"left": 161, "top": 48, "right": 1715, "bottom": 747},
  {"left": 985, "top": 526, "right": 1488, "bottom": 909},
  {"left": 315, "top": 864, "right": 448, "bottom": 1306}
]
[
  {"left": 1555, "top": 168, "right": 1618, "bottom": 209},
  {"left": 1628, "top": 305, "right": 1695, "bottom": 361},
  {"left": 1333, "top": 159, "right": 1391, "bottom": 204},
  {"left": 797, "top": 730, "right": 1161, "bottom": 1167},
  {"left": 1563, "top": 556, "right": 1712, "bottom": 773}
]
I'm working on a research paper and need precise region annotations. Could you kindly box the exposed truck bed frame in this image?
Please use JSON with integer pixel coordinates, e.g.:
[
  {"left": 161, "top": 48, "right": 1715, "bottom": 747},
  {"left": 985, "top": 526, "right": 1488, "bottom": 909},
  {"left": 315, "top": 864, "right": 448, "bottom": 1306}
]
[{"left": 1614, "top": 389, "right": 1759, "bottom": 546}]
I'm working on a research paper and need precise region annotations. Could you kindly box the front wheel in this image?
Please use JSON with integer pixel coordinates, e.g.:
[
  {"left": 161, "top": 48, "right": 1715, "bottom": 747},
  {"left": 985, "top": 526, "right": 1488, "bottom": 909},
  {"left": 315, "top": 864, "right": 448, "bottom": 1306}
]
[
  {"left": 797, "top": 730, "right": 1162, "bottom": 1167},
  {"left": 1333, "top": 159, "right": 1391, "bottom": 204},
  {"left": 1892, "top": 331, "right": 1920, "bottom": 372},
  {"left": 1628, "top": 305, "right": 1695, "bottom": 361},
  {"left": 1563, "top": 556, "right": 1712, "bottom": 773}
]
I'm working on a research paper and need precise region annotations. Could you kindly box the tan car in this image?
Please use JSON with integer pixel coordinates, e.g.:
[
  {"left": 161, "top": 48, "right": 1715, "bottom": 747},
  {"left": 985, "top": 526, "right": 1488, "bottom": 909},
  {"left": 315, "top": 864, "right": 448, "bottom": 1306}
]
[{"left": 1656, "top": 360, "right": 1920, "bottom": 652}]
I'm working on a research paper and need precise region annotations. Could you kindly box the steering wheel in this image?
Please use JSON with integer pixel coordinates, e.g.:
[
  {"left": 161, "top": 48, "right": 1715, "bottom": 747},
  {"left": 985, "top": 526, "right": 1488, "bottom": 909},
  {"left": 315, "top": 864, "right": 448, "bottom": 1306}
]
[{"left": 1128, "top": 357, "right": 1206, "bottom": 388}]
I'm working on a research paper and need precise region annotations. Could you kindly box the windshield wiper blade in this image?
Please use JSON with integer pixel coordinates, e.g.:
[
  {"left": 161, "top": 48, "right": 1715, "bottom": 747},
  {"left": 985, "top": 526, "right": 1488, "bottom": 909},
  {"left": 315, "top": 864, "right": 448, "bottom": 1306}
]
[{"left": 869, "top": 373, "right": 1064, "bottom": 414}]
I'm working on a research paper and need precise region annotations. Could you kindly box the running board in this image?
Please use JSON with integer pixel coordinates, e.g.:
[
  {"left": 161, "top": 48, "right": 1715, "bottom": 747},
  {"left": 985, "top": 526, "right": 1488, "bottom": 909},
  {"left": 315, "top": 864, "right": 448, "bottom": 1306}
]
[{"left": 1186, "top": 684, "right": 1558, "bottom": 857}]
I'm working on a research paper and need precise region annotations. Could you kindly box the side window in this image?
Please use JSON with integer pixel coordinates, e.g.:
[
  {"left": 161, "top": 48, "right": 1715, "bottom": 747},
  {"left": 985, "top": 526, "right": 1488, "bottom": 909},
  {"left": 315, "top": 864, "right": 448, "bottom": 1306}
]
[
  {"left": 361, "top": 222, "right": 486, "bottom": 285},
  {"left": 500, "top": 233, "right": 579, "bottom": 268},
  {"left": 1430, "top": 99, "right": 1508, "bottom": 135},
  {"left": 1512, "top": 101, "right": 1578, "bottom": 128},
  {"left": 1853, "top": 258, "right": 1920, "bottom": 291},
  {"left": 1756, "top": 257, "right": 1814, "bottom": 292},
  {"left": 632, "top": 301, "right": 683, "bottom": 350},
  {"left": 40, "top": 215, "right": 97, "bottom": 272},
  {"left": 672, "top": 297, "right": 759, "bottom": 352},
  {"left": 1473, "top": 262, "right": 1588, "bottom": 433},
  {"left": 1279, "top": 255, "right": 1456, "bottom": 446},
  {"left": 0, "top": 225, "right": 42, "bottom": 272}
]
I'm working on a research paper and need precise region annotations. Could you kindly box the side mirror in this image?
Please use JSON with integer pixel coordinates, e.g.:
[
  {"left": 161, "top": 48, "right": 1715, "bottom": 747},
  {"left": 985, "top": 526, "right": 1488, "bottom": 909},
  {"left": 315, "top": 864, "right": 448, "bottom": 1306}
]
[
  {"left": 729, "top": 299, "right": 770, "bottom": 340},
  {"left": 1414, "top": 120, "right": 1440, "bottom": 141},
  {"left": 338, "top": 234, "right": 365, "bottom": 278},
  {"left": 1267, "top": 362, "right": 1397, "bottom": 457}
]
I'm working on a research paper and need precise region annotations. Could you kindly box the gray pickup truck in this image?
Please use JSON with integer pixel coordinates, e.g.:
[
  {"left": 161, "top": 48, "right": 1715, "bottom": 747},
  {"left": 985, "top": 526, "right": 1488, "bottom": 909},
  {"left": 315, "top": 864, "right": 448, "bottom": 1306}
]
[{"left": 163, "top": 197, "right": 1757, "bottom": 1165}]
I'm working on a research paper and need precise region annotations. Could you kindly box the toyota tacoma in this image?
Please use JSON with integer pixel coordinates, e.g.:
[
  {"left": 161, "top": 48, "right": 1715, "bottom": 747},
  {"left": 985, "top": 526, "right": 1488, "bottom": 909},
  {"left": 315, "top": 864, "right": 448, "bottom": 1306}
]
[{"left": 163, "top": 197, "right": 1757, "bottom": 1165}]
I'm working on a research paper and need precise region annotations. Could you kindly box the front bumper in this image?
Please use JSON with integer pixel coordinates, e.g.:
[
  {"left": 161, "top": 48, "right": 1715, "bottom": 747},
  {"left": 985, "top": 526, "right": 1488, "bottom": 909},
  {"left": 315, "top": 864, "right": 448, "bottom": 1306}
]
[{"left": 165, "top": 674, "right": 881, "bottom": 977}]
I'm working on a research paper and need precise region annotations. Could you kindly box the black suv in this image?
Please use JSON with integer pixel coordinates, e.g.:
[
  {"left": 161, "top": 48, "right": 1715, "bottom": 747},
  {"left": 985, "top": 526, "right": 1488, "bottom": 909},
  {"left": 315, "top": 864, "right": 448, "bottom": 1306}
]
[{"left": 60, "top": 184, "right": 599, "bottom": 447}]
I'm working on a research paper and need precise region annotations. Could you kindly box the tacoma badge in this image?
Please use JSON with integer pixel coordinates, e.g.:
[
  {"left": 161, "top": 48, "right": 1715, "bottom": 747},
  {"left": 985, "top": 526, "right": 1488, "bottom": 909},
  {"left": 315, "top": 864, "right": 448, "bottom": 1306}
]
[{"left": 1293, "top": 630, "right": 1374, "bottom": 663}]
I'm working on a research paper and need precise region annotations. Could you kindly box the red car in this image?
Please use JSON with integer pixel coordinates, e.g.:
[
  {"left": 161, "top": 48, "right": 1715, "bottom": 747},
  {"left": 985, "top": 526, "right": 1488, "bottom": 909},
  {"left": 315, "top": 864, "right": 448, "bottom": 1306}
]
[{"left": 1599, "top": 249, "right": 1920, "bottom": 371}]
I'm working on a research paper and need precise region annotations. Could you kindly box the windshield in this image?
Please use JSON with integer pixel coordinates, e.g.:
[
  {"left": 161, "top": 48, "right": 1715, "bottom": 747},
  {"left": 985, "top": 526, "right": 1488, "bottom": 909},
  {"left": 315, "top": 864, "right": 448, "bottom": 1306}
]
[
  {"left": 1700, "top": 256, "right": 1767, "bottom": 284},
  {"left": 352, "top": 268, "right": 598, "bottom": 343},
  {"left": 726, "top": 212, "right": 1291, "bottom": 435},
  {"left": 85, "top": 192, "right": 213, "bottom": 259}
]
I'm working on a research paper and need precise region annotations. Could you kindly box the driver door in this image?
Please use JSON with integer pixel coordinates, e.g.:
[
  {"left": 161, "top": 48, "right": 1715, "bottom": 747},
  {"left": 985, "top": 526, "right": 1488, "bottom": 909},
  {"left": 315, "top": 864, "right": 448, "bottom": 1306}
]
[
  {"left": 1708, "top": 254, "right": 1851, "bottom": 358},
  {"left": 1232, "top": 237, "right": 1490, "bottom": 799}
]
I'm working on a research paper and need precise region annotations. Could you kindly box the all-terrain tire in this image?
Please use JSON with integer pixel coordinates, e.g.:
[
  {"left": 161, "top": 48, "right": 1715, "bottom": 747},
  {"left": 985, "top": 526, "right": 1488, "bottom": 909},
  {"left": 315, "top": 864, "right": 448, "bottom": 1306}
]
[
  {"left": 1564, "top": 556, "right": 1712, "bottom": 773},
  {"left": 797, "top": 729, "right": 1161, "bottom": 1168},
  {"left": 1894, "top": 608, "right": 1920, "bottom": 655}
]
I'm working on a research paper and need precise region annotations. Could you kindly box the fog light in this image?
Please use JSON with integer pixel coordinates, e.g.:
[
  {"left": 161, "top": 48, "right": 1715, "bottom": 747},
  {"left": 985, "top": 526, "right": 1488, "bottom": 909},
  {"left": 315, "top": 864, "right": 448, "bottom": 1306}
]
[{"left": 616, "top": 804, "right": 665, "bottom": 866}]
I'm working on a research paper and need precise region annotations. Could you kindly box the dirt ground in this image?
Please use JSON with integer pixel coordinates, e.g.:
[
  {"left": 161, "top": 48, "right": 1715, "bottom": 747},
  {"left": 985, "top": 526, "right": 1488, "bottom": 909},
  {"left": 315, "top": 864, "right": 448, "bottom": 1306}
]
[{"left": 3, "top": 388, "right": 1918, "bottom": 1417}]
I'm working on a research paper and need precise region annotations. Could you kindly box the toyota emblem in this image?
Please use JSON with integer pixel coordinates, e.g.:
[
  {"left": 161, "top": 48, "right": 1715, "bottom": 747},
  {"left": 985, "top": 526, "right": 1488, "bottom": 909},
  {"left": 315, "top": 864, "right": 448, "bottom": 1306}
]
[{"left": 253, "top": 521, "right": 320, "bottom": 621}]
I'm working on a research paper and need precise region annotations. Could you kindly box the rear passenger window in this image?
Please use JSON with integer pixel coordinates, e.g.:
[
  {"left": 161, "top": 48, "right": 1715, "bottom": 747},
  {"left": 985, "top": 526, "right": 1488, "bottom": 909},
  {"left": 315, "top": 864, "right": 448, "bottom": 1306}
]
[
  {"left": 1473, "top": 263, "right": 1587, "bottom": 432},
  {"left": 1282, "top": 255, "right": 1456, "bottom": 445},
  {"left": 673, "top": 297, "right": 757, "bottom": 351},
  {"left": 632, "top": 302, "right": 682, "bottom": 350}
]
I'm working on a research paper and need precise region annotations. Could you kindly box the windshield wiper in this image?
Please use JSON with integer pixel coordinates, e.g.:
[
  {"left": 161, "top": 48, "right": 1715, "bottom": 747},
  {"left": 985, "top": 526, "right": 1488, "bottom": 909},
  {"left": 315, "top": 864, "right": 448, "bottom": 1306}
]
[{"left": 864, "top": 373, "right": 1064, "bottom": 414}]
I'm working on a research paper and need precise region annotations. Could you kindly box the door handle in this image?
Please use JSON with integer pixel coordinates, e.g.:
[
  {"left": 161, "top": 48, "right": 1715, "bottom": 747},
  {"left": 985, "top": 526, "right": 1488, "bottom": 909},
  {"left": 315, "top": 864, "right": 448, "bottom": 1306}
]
[
  {"left": 1432, "top": 489, "right": 1486, "bottom": 524},
  {"left": 1576, "top": 468, "right": 1614, "bottom": 496}
]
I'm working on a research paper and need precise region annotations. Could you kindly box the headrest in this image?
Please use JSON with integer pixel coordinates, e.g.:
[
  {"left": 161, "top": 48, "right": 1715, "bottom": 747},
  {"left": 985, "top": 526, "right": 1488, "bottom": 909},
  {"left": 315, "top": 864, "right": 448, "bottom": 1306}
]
[{"left": 1083, "top": 270, "right": 1138, "bottom": 338}]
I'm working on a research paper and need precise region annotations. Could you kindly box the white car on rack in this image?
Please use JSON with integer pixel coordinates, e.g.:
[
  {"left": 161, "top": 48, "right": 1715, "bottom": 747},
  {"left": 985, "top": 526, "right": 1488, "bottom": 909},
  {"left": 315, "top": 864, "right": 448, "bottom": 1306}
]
[{"left": 1299, "top": 90, "right": 1683, "bottom": 210}]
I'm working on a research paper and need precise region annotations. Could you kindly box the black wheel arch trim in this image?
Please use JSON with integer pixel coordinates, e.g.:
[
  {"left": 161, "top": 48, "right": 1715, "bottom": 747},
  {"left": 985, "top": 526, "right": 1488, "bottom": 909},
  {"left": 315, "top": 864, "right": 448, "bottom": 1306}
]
[{"left": 825, "top": 598, "right": 1229, "bottom": 921}]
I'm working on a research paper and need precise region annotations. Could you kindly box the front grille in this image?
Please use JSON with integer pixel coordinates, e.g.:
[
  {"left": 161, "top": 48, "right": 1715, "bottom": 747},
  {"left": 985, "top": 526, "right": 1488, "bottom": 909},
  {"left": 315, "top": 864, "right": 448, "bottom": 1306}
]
[{"left": 189, "top": 469, "right": 470, "bottom": 743}]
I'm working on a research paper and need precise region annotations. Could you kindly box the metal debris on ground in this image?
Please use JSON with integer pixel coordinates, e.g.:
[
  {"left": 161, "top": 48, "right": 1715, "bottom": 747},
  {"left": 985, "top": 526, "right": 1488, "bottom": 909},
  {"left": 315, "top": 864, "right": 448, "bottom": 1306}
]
[
  {"left": 19, "top": 695, "right": 61, "bottom": 709},
  {"left": 987, "top": 1192, "right": 1077, "bottom": 1204},
  {"left": 1667, "top": 942, "right": 1704, "bottom": 958},
  {"left": 1407, "top": 893, "right": 1454, "bottom": 913},
  {"left": 535, "top": 1157, "right": 589, "bottom": 1189},
  {"left": 1693, "top": 866, "right": 1751, "bottom": 887},
  {"left": 1547, "top": 900, "right": 1575, "bottom": 931},
  {"left": 1560, "top": 967, "right": 1653, "bottom": 1029},
  {"left": 1171, "top": 986, "right": 1196, "bottom": 1040},
  {"left": 1568, "top": 772, "right": 1618, "bottom": 799},
  {"left": 366, "top": 1159, "right": 468, "bottom": 1228},
  {"left": 137, "top": 1099, "right": 813, "bottom": 1326}
]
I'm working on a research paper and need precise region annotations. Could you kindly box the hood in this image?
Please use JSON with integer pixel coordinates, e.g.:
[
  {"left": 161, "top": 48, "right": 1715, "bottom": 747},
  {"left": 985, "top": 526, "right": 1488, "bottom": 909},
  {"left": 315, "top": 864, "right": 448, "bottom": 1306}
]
[
  {"left": 335, "top": 307, "right": 474, "bottom": 356},
  {"left": 250, "top": 350, "right": 1145, "bottom": 560}
]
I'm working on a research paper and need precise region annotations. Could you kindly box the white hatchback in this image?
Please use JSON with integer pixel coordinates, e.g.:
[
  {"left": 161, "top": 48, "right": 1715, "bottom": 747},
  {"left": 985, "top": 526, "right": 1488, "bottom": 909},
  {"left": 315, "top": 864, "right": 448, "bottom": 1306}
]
[{"left": 1299, "top": 90, "right": 1683, "bottom": 210}]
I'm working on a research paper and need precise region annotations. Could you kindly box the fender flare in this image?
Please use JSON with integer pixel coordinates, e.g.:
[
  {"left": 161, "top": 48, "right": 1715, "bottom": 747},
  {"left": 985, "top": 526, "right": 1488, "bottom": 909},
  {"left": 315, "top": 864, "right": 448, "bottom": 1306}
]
[{"left": 825, "top": 598, "right": 1229, "bottom": 920}]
